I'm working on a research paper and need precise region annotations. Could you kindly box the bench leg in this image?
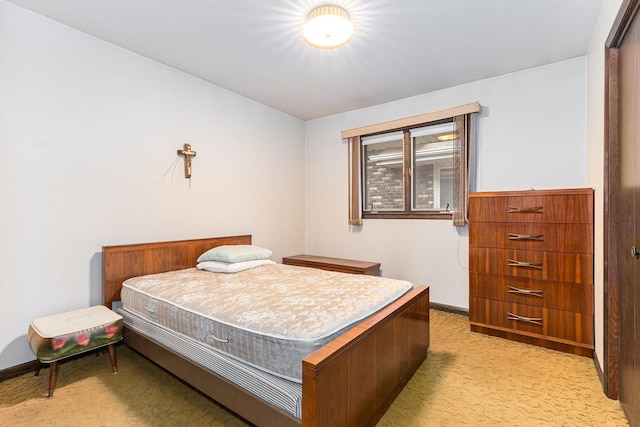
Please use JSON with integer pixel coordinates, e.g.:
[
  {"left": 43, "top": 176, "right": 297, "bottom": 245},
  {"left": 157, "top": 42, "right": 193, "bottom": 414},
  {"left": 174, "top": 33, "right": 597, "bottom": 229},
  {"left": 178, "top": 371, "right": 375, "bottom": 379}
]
[
  {"left": 107, "top": 344, "right": 118, "bottom": 373},
  {"left": 34, "top": 360, "right": 42, "bottom": 378},
  {"left": 48, "top": 361, "right": 59, "bottom": 399}
]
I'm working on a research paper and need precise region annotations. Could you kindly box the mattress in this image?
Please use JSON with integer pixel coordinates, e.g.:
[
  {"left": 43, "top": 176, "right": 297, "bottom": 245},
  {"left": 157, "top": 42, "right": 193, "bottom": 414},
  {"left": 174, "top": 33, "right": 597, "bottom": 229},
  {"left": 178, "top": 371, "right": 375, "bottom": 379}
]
[{"left": 121, "top": 263, "right": 413, "bottom": 382}]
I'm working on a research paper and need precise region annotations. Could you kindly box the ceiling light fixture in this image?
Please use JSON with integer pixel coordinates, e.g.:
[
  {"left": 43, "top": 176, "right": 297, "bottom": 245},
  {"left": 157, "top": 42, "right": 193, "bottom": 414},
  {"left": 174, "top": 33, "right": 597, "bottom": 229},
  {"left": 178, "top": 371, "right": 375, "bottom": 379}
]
[{"left": 303, "top": 5, "right": 354, "bottom": 49}]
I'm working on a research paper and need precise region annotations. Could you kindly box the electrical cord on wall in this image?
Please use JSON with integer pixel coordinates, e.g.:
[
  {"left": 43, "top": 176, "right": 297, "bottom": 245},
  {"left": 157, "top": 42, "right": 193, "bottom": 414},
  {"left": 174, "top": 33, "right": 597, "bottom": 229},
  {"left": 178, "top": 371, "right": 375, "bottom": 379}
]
[
  {"left": 160, "top": 157, "right": 192, "bottom": 189},
  {"left": 457, "top": 229, "right": 469, "bottom": 272}
]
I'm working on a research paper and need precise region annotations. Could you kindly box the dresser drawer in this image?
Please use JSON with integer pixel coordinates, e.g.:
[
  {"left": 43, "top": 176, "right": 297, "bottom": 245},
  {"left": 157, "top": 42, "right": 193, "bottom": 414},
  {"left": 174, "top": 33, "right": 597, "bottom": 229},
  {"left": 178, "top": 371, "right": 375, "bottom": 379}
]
[
  {"left": 469, "top": 222, "right": 593, "bottom": 253},
  {"left": 469, "top": 192, "right": 593, "bottom": 224},
  {"left": 469, "top": 247, "right": 593, "bottom": 284},
  {"left": 469, "top": 272, "right": 594, "bottom": 314},
  {"left": 469, "top": 297, "right": 594, "bottom": 347}
]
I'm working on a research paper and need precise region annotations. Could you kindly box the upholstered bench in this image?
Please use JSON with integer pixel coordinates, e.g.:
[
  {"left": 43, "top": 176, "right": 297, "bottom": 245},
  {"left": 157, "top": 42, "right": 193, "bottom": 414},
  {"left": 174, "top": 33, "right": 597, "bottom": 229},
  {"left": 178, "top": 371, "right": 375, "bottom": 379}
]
[{"left": 27, "top": 305, "right": 123, "bottom": 398}]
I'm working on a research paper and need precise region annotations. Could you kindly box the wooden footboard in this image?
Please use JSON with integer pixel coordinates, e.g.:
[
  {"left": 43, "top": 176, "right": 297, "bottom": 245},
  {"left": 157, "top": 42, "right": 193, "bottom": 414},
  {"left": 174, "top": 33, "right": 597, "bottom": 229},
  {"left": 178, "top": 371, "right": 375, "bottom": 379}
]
[
  {"left": 302, "top": 286, "right": 430, "bottom": 426},
  {"left": 102, "top": 236, "right": 430, "bottom": 427}
]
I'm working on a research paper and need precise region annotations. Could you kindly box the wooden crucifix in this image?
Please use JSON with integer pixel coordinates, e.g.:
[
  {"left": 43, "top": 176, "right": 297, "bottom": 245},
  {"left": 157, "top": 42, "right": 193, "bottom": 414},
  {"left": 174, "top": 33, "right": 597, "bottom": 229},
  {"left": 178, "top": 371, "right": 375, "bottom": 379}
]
[{"left": 177, "top": 143, "right": 197, "bottom": 178}]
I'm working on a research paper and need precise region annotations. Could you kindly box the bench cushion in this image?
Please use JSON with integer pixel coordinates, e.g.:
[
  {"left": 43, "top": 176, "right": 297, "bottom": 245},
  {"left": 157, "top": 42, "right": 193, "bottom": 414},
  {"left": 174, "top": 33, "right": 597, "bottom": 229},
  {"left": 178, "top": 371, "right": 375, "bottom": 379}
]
[{"left": 28, "top": 306, "right": 123, "bottom": 362}]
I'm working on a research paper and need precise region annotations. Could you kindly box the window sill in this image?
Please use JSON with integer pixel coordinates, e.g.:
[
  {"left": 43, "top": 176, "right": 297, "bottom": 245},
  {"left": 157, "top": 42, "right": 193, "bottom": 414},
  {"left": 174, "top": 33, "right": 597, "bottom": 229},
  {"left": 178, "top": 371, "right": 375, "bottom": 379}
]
[{"left": 362, "top": 213, "right": 452, "bottom": 220}]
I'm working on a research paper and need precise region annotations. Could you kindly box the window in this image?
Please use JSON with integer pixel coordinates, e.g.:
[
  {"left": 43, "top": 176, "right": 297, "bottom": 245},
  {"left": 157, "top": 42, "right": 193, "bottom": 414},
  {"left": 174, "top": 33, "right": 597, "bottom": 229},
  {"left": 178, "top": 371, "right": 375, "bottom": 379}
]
[
  {"left": 343, "top": 102, "right": 481, "bottom": 226},
  {"left": 362, "top": 120, "right": 457, "bottom": 214}
]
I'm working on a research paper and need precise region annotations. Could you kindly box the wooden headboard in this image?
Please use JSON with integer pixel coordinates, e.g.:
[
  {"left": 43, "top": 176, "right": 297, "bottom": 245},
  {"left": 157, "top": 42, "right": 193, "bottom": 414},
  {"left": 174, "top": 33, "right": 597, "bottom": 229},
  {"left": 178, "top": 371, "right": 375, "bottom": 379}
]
[{"left": 102, "top": 235, "right": 252, "bottom": 308}]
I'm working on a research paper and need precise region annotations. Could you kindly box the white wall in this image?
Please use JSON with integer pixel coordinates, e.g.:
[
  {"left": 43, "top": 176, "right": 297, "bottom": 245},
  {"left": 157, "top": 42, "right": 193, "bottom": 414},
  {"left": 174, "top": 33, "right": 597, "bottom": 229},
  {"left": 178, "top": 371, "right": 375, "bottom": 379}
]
[
  {"left": 586, "top": 0, "right": 623, "bottom": 370},
  {"left": 305, "top": 58, "right": 588, "bottom": 309},
  {"left": 0, "top": 2, "right": 306, "bottom": 369}
]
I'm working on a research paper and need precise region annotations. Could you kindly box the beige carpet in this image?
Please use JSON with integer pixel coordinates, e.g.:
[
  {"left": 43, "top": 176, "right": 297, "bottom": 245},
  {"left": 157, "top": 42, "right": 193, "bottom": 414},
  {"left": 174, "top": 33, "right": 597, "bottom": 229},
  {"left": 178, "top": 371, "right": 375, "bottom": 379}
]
[{"left": 0, "top": 310, "right": 629, "bottom": 426}]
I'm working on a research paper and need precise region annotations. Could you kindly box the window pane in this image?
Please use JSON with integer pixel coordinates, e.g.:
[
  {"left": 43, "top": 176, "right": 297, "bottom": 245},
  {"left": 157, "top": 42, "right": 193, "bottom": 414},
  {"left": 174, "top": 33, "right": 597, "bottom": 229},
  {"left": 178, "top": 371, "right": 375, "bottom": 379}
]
[
  {"left": 411, "top": 122, "right": 455, "bottom": 211},
  {"left": 362, "top": 133, "right": 404, "bottom": 211}
]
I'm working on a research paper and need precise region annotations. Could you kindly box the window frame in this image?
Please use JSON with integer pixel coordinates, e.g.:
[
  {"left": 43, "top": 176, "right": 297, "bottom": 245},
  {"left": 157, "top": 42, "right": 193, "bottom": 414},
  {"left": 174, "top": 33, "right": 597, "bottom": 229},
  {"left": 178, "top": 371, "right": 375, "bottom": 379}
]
[
  {"left": 343, "top": 102, "right": 481, "bottom": 225},
  {"left": 361, "top": 123, "right": 455, "bottom": 219}
]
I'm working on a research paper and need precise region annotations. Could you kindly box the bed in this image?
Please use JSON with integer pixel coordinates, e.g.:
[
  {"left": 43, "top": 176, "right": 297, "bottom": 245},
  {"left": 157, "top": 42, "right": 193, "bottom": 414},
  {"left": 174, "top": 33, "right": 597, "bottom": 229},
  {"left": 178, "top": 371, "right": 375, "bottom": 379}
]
[{"left": 102, "top": 235, "right": 430, "bottom": 426}]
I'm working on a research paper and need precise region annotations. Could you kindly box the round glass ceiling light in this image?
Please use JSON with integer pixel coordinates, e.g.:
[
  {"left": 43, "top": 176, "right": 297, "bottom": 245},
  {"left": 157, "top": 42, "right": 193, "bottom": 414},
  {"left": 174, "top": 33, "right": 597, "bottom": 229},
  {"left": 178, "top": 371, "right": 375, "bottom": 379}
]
[{"left": 303, "top": 5, "right": 354, "bottom": 49}]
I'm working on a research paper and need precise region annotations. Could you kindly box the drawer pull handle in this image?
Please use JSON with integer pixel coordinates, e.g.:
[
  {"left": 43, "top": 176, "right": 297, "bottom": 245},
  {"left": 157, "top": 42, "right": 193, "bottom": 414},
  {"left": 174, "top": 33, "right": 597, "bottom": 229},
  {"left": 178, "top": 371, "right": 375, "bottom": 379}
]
[
  {"left": 507, "top": 206, "right": 543, "bottom": 213},
  {"left": 508, "top": 286, "right": 543, "bottom": 297},
  {"left": 508, "top": 233, "right": 544, "bottom": 241},
  {"left": 508, "top": 312, "right": 543, "bottom": 326},
  {"left": 507, "top": 259, "right": 543, "bottom": 269}
]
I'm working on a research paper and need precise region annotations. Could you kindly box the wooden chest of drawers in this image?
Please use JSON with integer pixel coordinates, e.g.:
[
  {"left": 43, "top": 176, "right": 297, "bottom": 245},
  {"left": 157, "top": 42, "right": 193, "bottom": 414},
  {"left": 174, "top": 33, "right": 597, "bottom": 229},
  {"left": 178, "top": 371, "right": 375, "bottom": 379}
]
[{"left": 468, "top": 188, "right": 594, "bottom": 357}]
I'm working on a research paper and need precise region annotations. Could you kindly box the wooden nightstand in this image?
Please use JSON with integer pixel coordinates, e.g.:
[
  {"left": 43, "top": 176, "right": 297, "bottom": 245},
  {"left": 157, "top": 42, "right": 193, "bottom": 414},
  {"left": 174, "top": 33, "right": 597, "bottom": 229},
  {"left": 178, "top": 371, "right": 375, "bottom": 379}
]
[{"left": 282, "top": 254, "right": 380, "bottom": 276}]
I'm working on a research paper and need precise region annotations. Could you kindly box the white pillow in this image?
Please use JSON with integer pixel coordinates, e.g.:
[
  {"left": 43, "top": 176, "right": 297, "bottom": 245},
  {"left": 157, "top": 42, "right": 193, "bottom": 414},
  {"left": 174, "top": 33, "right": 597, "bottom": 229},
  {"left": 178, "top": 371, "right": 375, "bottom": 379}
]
[
  {"left": 197, "top": 245, "right": 272, "bottom": 263},
  {"left": 197, "top": 259, "right": 275, "bottom": 273}
]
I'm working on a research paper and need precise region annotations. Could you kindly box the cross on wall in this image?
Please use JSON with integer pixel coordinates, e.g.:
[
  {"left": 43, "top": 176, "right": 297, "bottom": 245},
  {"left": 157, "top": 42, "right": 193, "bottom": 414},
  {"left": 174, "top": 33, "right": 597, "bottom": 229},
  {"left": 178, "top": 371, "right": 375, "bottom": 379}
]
[{"left": 177, "top": 143, "right": 197, "bottom": 178}]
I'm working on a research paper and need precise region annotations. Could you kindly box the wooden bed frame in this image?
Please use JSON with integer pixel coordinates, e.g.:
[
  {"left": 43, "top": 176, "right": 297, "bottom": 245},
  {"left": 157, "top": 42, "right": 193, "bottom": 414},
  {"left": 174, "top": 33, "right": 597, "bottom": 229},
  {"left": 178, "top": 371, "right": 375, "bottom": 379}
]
[{"left": 102, "top": 235, "right": 430, "bottom": 427}]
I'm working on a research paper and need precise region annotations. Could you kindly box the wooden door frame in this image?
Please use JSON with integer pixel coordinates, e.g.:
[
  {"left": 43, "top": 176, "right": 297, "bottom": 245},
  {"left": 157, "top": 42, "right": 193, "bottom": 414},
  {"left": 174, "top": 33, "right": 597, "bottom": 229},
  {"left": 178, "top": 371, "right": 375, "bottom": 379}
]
[{"left": 604, "top": 0, "right": 640, "bottom": 399}]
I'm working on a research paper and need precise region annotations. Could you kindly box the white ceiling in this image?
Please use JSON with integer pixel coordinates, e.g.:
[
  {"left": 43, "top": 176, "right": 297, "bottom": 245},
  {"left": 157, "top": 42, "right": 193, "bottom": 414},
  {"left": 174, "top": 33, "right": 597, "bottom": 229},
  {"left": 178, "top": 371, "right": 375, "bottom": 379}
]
[{"left": 7, "top": 0, "right": 605, "bottom": 120}]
